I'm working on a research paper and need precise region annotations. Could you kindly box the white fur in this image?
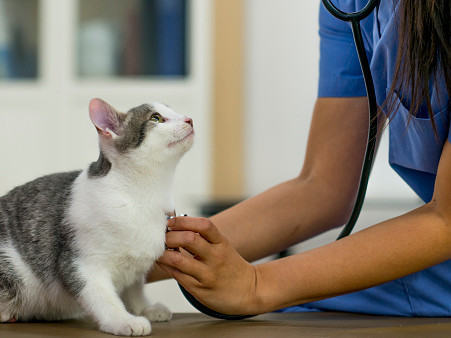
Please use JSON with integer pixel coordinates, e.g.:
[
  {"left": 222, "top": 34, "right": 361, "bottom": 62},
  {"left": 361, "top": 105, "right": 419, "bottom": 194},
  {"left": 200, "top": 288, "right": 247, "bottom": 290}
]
[{"left": 2, "top": 102, "right": 193, "bottom": 336}]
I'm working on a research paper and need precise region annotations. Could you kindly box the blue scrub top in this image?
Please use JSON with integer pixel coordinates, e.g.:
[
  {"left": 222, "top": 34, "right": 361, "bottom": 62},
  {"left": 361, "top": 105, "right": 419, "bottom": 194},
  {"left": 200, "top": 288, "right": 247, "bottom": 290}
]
[{"left": 280, "top": 0, "right": 451, "bottom": 316}]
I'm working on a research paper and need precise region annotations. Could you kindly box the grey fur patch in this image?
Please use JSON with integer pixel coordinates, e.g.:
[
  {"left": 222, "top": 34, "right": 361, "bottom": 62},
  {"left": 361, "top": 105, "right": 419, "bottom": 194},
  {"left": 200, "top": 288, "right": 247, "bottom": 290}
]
[
  {"left": 88, "top": 152, "right": 112, "bottom": 178},
  {"left": 0, "top": 171, "right": 86, "bottom": 301},
  {"left": 115, "top": 104, "right": 157, "bottom": 153}
]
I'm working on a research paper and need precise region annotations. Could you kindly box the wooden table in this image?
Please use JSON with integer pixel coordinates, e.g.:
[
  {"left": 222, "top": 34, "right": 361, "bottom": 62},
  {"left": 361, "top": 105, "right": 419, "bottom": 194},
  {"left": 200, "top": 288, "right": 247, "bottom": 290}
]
[{"left": 2, "top": 312, "right": 451, "bottom": 337}]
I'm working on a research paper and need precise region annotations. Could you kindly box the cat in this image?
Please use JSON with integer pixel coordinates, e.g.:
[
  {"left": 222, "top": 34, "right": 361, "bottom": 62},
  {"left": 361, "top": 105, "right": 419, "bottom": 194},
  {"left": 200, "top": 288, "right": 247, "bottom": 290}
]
[{"left": 0, "top": 98, "right": 194, "bottom": 336}]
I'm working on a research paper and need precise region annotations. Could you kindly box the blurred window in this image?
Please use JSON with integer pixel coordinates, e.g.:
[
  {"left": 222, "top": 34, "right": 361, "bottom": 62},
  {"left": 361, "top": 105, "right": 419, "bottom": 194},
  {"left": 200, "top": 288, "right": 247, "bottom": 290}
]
[
  {"left": 77, "top": 0, "right": 188, "bottom": 78},
  {"left": 0, "top": 0, "right": 39, "bottom": 80}
]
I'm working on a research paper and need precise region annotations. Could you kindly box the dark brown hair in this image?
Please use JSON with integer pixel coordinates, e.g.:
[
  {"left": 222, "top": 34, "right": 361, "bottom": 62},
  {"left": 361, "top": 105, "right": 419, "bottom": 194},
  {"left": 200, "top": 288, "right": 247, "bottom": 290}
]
[{"left": 384, "top": 0, "right": 450, "bottom": 135}]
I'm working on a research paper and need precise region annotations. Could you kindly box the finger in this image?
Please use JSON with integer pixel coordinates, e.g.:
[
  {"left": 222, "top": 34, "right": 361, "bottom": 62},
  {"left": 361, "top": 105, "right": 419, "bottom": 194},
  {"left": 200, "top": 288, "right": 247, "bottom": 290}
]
[
  {"left": 166, "top": 230, "right": 211, "bottom": 259},
  {"left": 167, "top": 217, "right": 223, "bottom": 244},
  {"left": 158, "top": 249, "right": 207, "bottom": 281}
]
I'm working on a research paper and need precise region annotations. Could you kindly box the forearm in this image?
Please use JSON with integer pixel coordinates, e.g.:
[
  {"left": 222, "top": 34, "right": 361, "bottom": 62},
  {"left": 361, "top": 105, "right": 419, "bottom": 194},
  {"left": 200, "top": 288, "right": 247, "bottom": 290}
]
[
  {"left": 211, "top": 98, "right": 369, "bottom": 262},
  {"left": 253, "top": 203, "right": 451, "bottom": 313},
  {"left": 211, "top": 176, "right": 352, "bottom": 262}
]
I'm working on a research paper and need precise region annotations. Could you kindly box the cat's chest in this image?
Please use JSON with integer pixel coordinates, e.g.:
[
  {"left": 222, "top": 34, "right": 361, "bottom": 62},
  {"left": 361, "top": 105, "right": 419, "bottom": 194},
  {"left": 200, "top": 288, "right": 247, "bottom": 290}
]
[
  {"left": 108, "top": 206, "right": 167, "bottom": 254},
  {"left": 101, "top": 214, "right": 167, "bottom": 287},
  {"left": 71, "top": 172, "right": 172, "bottom": 279}
]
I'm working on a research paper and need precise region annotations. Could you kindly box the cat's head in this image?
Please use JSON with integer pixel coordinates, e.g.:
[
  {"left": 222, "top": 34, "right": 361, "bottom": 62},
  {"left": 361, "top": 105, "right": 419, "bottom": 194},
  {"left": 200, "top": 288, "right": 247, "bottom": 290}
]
[{"left": 88, "top": 98, "right": 194, "bottom": 168}]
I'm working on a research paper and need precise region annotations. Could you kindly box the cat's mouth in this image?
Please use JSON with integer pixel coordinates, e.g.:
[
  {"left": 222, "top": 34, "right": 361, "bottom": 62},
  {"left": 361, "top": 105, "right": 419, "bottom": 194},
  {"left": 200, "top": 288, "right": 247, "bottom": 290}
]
[{"left": 168, "top": 130, "right": 194, "bottom": 147}]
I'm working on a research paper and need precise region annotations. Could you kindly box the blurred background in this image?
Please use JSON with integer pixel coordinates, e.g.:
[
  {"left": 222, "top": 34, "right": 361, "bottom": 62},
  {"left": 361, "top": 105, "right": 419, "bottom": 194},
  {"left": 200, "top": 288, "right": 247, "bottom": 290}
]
[{"left": 0, "top": 0, "right": 421, "bottom": 312}]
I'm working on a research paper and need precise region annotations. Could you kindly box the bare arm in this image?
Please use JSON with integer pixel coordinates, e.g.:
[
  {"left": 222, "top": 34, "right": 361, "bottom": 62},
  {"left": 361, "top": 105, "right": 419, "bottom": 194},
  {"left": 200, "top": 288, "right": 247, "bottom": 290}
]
[
  {"left": 254, "top": 140, "right": 451, "bottom": 313},
  {"left": 211, "top": 97, "right": 370, "bottom": 261}
]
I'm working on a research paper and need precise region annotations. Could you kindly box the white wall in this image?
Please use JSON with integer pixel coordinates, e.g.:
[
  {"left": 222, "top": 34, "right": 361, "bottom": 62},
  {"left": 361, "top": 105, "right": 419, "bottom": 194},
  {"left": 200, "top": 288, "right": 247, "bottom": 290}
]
[
  {"left": 244, "top": 0, "right": 418, "bottom": 202},
  {"left": 244, "top": 0, "right": 318, "bottom": 195}
]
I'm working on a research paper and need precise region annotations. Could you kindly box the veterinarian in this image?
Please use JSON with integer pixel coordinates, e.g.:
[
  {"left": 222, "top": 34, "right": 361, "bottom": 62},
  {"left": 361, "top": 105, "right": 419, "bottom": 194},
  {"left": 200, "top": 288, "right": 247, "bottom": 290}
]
[{"left": 154, "top": 0, "right": 451, "bottom": 316}]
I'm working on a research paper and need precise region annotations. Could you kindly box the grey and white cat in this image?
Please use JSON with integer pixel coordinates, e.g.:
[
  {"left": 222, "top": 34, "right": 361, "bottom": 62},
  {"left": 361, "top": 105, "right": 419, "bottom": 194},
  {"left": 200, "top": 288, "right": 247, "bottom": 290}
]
[{"left": 0, "top": 98, "right": 194, "bottom": 336}]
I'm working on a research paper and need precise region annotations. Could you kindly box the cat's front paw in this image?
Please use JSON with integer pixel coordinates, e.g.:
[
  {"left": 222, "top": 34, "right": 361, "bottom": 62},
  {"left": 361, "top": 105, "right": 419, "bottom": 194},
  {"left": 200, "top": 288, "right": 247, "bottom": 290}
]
[
  {"left": 100, "top": 315, "right": 151, "bottom": 336},
  {"left": 141, "top": 303, "right": 172, "bottom": 322}
]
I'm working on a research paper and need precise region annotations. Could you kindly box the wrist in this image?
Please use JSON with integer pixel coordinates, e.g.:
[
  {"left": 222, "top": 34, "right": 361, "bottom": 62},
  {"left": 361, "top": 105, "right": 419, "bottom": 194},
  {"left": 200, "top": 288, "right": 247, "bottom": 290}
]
[
  {"left": 252, "top": 259, "right": 308, "bottom": 314},
  {"left": 250, "top": 263, "right": 274, "bottom": 315}
]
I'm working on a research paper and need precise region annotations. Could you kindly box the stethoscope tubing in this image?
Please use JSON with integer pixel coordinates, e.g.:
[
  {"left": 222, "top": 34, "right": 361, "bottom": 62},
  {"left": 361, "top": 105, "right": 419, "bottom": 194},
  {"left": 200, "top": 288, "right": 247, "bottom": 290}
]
[
  {"left": 178, "top": 0, "right": 381, "bottom": 319},
  {"left": 335, "top": 0, "right": 380, "bottom": 239}
]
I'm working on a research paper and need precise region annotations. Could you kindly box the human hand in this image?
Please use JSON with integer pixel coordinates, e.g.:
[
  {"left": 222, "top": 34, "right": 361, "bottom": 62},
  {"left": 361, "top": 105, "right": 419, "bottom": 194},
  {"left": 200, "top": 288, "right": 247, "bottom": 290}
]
[
  {"left": 157, "top": 217, "right": 261, "bottom": 316},
  {"left": 146, "top": 263, "right": 171, "bottom": 283}
]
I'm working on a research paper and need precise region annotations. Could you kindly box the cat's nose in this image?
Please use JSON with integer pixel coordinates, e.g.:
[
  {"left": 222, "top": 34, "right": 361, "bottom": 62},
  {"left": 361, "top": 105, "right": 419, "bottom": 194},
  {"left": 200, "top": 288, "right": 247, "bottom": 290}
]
[{"left": 184, "top": 117, "right": 193, "bottom": 127}]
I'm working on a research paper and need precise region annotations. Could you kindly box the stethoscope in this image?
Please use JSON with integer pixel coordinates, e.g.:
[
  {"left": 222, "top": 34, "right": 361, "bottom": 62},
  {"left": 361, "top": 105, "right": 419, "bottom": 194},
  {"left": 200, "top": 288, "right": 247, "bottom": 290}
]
[{"left": 179, "top": 0, "right": 381, "bottom": 320}]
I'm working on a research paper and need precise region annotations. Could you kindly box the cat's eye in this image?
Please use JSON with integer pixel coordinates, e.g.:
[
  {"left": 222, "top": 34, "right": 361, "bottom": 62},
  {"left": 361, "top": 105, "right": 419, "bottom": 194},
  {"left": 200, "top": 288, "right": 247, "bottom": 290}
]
[{"left": 150, "top": 113, "right": 163, "bottom": 123}]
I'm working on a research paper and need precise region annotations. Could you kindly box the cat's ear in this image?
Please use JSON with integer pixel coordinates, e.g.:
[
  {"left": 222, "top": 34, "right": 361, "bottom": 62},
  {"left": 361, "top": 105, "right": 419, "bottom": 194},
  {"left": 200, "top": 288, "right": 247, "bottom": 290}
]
[{"left": 89, "top": 98, "right": 124, "bottom": 139}]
